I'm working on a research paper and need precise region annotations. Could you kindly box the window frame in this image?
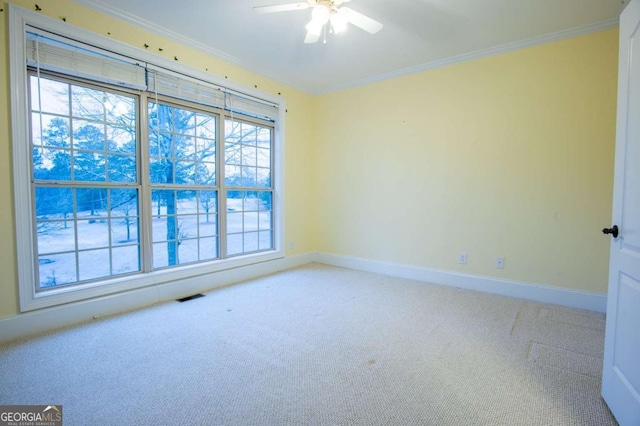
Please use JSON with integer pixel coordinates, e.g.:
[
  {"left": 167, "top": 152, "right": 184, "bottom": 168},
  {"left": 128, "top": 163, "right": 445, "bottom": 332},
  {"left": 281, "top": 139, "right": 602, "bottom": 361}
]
[
  {"left": 9, "top": 5, "right": 285, "bottom": 312},
  {"left": 29, "top": 71, "right": 144, "bottom": 289}
]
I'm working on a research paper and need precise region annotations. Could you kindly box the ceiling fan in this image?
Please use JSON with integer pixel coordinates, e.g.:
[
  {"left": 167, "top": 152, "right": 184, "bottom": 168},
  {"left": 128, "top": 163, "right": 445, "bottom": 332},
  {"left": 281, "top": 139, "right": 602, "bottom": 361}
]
[{"left": 254, "top": 0, "right": 383, "bottom": 44}]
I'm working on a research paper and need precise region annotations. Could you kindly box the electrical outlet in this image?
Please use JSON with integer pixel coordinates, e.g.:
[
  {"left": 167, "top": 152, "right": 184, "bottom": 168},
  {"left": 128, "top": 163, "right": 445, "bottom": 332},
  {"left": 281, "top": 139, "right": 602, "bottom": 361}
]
[
  {"left": 289, "top": 241, "right": 295, "bottom": 250},
  {"left": 496, "top": 257, "right": 505, "bottom": 269},
  {"left": 458, "top": 252, "right": 467, "bottom": 265}
]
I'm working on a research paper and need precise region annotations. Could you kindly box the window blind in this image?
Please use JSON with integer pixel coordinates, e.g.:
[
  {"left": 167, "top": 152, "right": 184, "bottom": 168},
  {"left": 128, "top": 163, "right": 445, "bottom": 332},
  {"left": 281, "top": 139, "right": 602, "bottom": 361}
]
[
  {"left": 25, "top": 28, "right": 279, "bottom": 122},
  {"left": 147, "top": 65, "right": 278, "bottom": 121},
  {"left": 26, "top": 29, "right": 147, "bottom": 90},
  {"left": 146, "top": 65, "right": 225, "bottom": 110}
]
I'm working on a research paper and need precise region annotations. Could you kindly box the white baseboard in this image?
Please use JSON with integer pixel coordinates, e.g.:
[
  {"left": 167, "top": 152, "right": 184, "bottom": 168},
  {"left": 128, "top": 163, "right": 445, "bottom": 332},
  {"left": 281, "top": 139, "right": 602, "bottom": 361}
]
[
  {"left": 0, "top": 251, "right": 607, "bottom": 345},
  {"left": 313, "top": 252, "right": 608, "bottom": 313},
  {"left": 0, "top": 253, "right": 313, "bottom": 345}
]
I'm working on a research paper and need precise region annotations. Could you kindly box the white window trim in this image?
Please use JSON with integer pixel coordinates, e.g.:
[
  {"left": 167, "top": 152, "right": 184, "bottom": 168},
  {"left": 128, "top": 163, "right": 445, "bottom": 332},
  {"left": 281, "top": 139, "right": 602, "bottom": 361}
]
[{"left": 9, "top": 5, "right": 286, "bottom": 312}]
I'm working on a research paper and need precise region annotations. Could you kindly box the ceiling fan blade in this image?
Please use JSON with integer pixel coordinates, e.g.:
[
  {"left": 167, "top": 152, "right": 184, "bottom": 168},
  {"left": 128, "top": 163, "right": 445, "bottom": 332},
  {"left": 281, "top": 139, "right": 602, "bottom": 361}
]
[
  {"left": 253, "top": 2, "right": 311, "bottom": 14},
  {"left": 341, "top": 7, "right": 383, "bottom": 34},
  {"left": 304, "top": 31, "right": 321, "bottom": 44},
  {"left": 333, "top": 0, "right": 352, "bottom": 5}
]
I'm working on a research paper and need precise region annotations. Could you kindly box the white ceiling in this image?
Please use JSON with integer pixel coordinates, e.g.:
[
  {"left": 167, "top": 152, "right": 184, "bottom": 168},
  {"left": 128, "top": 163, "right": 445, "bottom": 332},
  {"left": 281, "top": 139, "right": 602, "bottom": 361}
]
[{"left": 71, "top": 0, "right": 624, "bottom": 94}]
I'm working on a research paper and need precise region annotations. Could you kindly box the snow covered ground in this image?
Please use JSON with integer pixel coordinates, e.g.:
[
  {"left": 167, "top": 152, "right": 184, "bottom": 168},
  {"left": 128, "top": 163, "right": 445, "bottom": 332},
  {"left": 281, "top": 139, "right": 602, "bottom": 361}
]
[{"left": 37, "top": 196, "right": 272, "bottom": 288}]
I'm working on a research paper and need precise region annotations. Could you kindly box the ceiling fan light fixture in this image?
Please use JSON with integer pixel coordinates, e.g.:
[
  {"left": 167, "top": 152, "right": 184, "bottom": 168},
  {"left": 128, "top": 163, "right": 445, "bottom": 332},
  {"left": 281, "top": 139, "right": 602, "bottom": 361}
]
[
  {"left": 254, "top": 0, "right": 383, "bottom": 44},
  {"left": 311, "top": 5, "right": 330, "bottom": 24},
  {"left": 330, "top": 9, "right": 348, "bottom": 33},
  {"left": 305, "top": 19, "right": 324, "bottom": 36}
]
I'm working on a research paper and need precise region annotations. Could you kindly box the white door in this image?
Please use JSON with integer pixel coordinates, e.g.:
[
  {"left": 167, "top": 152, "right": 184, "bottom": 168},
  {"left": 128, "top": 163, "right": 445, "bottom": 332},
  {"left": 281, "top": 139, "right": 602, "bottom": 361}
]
[{"left": 601, "top": 0, "right": 640, "bottom": 424}]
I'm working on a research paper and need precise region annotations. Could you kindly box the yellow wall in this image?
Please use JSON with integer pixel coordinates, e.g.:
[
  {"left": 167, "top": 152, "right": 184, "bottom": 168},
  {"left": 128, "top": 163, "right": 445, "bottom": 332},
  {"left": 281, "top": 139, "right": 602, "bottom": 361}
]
[
  {"left": 0, "top": 0, "right": 317, "bottom": 318},
  {"left": 0, "top": 1, "right": 619, "bottom": 320},
  {"left": 313, "top": 29, "right": 618, "bottom": 293}
]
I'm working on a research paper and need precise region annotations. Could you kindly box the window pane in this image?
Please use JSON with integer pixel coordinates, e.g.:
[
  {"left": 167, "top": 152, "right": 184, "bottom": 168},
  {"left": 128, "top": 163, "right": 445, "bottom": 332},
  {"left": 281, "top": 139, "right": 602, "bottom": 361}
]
[
  {"left": 259, "top": 211, "right": 272, "bottom": 230},
  {"left": 198, "top": 191, "right": 217, "bottom": 214},
  {"left": 79, "top": 249, "right": 110, "bottom": 281},
  {"left": 196, "top": 161, "right": 216, "bottom": 185},
  {"left": 240, "top": 122, "right": 257, "bottom": 146},
  {"left": 71, "top": 85, "right": 104, "bottom": 119},
  {"left": 259, "top": 193, "right": 272, "bottom": 211},
  {"left": 112, "top": 218, "right": 139, "bottom": 245},
  {"left": 197, "top": 138, "right": 216, "bottom": 162},
  {"left": 199, "top": 237, "right": 218, "bottom": 261},
  {"left": 195, "top": 113, "right": 216, "bottom": 139},
  {"left": 225, "top": 120, "right": 241, "bottom": 143},
  {"left": 40, "top": 115, "right": 70, "bottom": 148},
  {"left": 77, "top": 219, "right": 109, "bottom": 250},
  {"left": 243, "top": 192, "right": 259, "bottom": 211},
  {"left": 73, "top": 120, "right": 105, "bottom": 150},
  {"left": 227, "top": 212, "right": 243, "bottom": 234},
  {"left": 225, "top": 165, "right": 241, "bottom": 186},
  {"left": 244, "top": 212, "right": 259, "bottom": 232},
  {"left": 152, "top": 188, "right": 174, "bottom": 211},
  {"left": 241, "top": 167, "right": 257, "bottom": 186},
  {"left": 224, "top": 190, "right": 273, "bottom": 257},
  {"left": 176, "top": 160, "right": 196, "bottom": 184},
  {"left": 112, "top": 246, "right": 140, "bottom": 274},
  {"left": 109, "top": 189, "right": 139, "bottom": 245},
  {"left": 76, "top": 188, "right": 108, "bottom": 218},
  {"left": 150, "top": 157, "right": 173, "bottom": 184},
  {"left": 179, "top": 136, "right": 195, "bottom": 160},
  {"left": 257, "top": 168, "right": 270, "bottom": 187},
  {"left": 259, "top": 230, "right": 273, "bottom": 250},
  {"left": 257, "top": 147, "right": 270, "bottom": 168},
  {"left": 37, "top": 220, "right": 76, "bottom": 254},
  {"left": 227, "top": 234, "right": 243, "bottom": 256},
  {"left": 37, "top": 77, "right": 70, "bottom": 115},
  {"left": 244, "top": 232, "right": 259, "bottom": 252},
  {"left": 74, "top": 151, "right": 106, "bottom": 181},
  {"left": 106, "top": 125, "right": 136, "bottom": 154},
  {"left": 108, "top": 154, "right": 136, "bottom": 182},
  {"left": 198, "top": 214, "right": 217, "bottom": 237},
  {"left": 148, "top": 102, "right": 217, "bottom": 189},
  {"left": 242, "top": 146, "right": 257, "bottom": 167},
  {"left": 152, "top": 216, "right": 168, "bottom": 242},
  {"left": 257, "top": 128, "right": 270, "bottom": 148},
  {"left": 104, "top": 92, "right": 136, "bottom": 126},
  {"left": 177, "top": 215, "right": 197, "bottom": 240},
  {"left": 33, "top": 148, "right": 71, "bottom": 180},
  {"left": 153, "top": 241, "right": 178, "bottom": 268},
  {"left": 110, "top": 189, "right": 138, "bottom": 217},
  {"left": 177, "top": 191, "right": 197, "bottom": 213},
  {"left": 225, "top": 143, "right": 241, "bottom": 165},
  {"left": 34, "top": 187, "right": 74, "bottom": 220},
  {"left": 178, "top": 239, "right": 198, "bottom": 264},
  {"left": 38, "top": 253, "right": 76, "bottom": 289}
]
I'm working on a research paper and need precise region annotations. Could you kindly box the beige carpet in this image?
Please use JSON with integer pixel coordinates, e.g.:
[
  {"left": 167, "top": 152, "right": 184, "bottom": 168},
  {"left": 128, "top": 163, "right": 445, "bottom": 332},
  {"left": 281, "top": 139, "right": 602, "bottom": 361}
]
[{"left": 0, "top": 263, "right": 617, "bottom": 425}]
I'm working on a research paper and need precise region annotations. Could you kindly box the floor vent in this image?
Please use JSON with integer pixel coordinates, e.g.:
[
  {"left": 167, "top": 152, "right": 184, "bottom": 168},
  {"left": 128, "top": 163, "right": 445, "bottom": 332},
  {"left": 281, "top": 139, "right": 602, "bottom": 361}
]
[{"left": 176, "top": 294, "right": 205, "bottom": 303}]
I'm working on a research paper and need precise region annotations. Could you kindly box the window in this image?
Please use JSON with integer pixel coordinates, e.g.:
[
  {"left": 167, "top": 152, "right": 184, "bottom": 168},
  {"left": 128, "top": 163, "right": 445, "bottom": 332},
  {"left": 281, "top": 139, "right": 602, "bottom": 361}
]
[
  {"left": 148, "top": 101, "right": 220, "bottom": 267},
  {"left": 31, "top": 74, "right": 141, "bottom": 289},
  {"left": 10, "top": 8, "right": 284, "bottom": 311},
  {"left": 224, "top": 119, "right": 274, "bottom": 256}
]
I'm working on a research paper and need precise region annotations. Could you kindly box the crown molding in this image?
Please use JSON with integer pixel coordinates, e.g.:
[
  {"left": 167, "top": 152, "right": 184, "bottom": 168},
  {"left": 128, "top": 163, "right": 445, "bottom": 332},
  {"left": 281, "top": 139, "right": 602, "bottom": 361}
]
[
  {"left": 68, "top": 0, "right": 308, "bottom": 94},
  {"left": 317, "top": 17, "right": 620, "bottom": 95},
  {"left": 67, "top": 0, "right": 618, "bottom": 96}
]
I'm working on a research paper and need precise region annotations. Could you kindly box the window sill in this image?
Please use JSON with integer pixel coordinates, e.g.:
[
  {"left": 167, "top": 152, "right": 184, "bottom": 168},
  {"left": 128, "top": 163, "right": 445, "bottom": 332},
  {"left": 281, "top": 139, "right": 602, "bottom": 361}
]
[{"left": 22, "top": 250, "right": 284, "bottom": 312}]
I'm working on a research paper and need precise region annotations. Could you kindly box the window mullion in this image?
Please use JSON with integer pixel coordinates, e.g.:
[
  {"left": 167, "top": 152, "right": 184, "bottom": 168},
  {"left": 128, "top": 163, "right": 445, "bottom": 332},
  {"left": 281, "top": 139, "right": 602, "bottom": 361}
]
[
  {"left": 218, "top": 112, "right": 228, "bottom": 259},
  {"left": 139, "top": 92, "right": 153, "bottom": 273}
]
